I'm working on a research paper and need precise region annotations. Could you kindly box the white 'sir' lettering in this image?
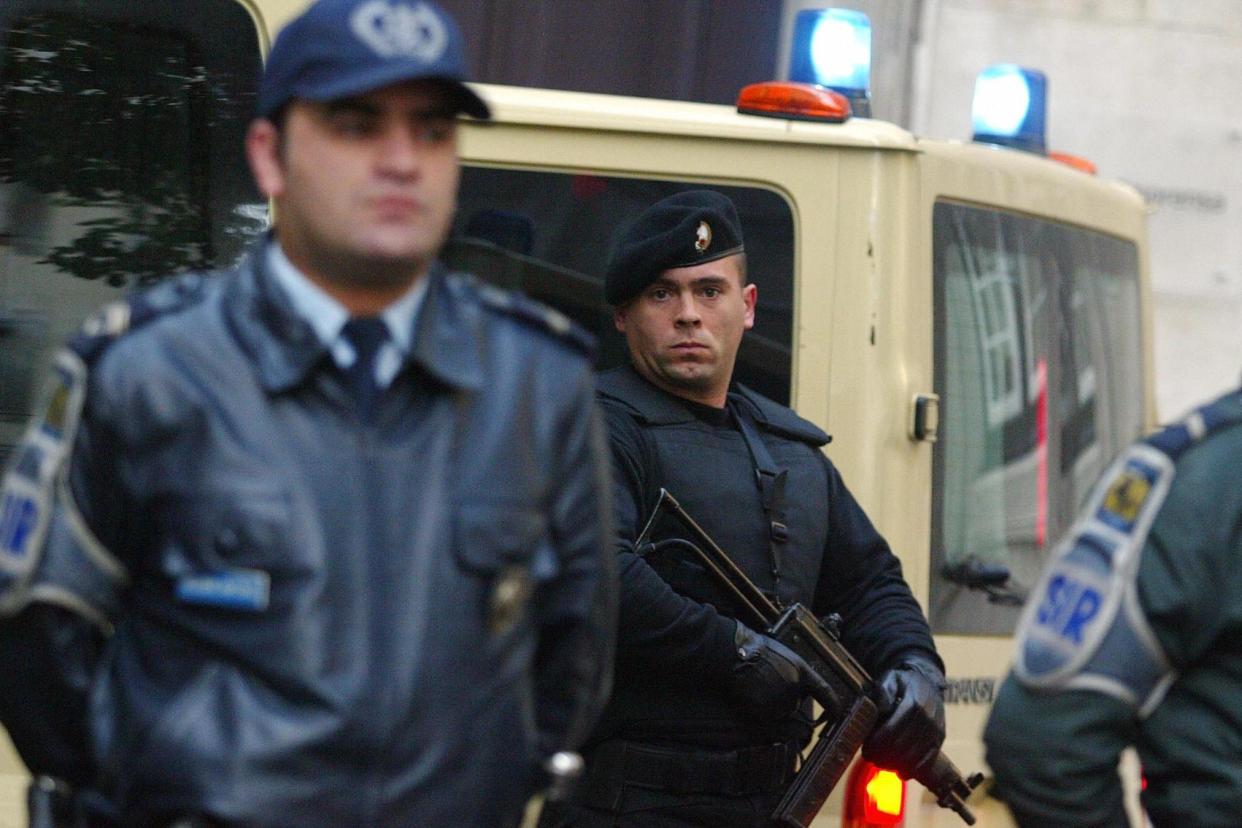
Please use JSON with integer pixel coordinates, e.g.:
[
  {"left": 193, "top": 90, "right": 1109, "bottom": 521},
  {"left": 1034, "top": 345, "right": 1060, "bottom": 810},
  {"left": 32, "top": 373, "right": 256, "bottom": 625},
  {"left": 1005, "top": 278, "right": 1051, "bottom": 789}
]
[{"left": 350, "top": 1, "right": 448, "bottom": 63}]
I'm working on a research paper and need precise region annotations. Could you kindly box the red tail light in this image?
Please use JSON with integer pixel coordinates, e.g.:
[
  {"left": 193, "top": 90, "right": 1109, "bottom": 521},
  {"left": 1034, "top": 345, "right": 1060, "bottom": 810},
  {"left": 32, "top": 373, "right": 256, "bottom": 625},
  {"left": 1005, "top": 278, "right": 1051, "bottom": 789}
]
[{"left": 843, "top": 760, "right": 905, "bottom": 827}]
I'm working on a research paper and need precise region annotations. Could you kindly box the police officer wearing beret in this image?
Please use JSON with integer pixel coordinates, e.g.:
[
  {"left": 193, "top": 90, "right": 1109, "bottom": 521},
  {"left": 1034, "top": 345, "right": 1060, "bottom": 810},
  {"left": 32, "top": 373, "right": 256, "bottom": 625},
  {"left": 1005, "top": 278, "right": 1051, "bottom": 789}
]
[
  {"left": 0, "top": 1, "right": 615, "bottom": 825},
  {"left": 539, "top": 191, "right": 945, "bottom": 827},
  {"left": 984, "top": 384, "right": 1242, "bottom": 826}
]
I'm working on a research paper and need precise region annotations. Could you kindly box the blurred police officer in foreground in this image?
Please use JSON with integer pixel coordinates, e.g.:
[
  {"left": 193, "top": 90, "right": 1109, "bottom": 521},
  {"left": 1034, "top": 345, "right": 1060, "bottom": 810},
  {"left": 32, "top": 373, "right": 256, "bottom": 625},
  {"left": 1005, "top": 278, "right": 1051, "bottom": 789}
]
[
  {"left": 0, "top": 1, "right": 615, "bottom": 825},
  {"left": 539, "top": 191, "right": 945, "bottom": 827},
  {"left": 985, "top": 384, "right": 1242, "bottom": 826}
]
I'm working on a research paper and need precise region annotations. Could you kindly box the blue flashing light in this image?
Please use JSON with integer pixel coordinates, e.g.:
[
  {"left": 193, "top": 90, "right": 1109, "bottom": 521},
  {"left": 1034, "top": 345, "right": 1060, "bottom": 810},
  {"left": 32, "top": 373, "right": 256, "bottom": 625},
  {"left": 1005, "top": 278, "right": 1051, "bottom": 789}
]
[
  {"left": 971, "top": 64, "right": 1047, "bottom": 154},
  {"left": 789, "top": 9, "right": 872, "bottom": 117}
]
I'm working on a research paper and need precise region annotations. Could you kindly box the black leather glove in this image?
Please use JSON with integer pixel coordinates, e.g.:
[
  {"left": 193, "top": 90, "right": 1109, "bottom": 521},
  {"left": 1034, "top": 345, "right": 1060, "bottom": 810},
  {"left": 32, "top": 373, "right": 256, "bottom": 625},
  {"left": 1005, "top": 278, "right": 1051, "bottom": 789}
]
[
  {"left": 728, "top": 623, "right": 834, "bottom": 720},
  {"left": 862, "top": 656, "right": 947, "bottom": 777}
]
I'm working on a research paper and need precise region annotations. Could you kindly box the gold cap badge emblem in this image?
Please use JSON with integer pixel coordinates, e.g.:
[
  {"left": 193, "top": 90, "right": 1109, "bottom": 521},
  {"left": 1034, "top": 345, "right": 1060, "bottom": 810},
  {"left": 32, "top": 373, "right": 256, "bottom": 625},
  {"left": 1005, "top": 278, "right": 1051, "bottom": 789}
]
[{"left": 695, "top": 221, "right": 712, "bottom": 253}]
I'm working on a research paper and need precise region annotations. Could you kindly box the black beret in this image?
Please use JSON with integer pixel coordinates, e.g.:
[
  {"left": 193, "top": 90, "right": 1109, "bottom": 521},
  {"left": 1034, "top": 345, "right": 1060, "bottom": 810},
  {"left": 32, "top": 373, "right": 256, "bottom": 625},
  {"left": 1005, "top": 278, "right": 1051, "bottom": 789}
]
[{"left": 605, "top": 190, "right": 745, "bottom": 305}]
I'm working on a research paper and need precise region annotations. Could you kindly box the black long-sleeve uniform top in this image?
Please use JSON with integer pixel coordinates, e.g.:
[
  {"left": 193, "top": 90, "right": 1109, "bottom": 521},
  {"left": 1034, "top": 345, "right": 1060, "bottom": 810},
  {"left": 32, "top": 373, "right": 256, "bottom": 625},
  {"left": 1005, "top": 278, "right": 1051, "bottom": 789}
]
[{"left": 588, "top": 366, "right": 939, "bottom": 749}]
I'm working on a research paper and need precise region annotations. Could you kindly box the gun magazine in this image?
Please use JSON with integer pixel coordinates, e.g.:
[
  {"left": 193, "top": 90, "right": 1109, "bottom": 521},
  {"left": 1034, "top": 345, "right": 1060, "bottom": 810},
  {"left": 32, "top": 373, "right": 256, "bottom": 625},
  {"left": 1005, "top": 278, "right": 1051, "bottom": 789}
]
[{"left": 771, "top": 694, "right": 879, "bottom": 828}]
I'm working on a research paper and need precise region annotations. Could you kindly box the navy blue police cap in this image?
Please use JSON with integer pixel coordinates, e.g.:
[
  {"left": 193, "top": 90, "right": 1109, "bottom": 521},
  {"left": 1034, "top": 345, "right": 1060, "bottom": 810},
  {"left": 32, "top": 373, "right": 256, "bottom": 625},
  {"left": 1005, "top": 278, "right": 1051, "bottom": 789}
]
[
  {"left": 257, "top": 0, "right": 490, "bottom": 120},
  {"left": 605, "top": 190, "right": 745, "bottom": 305}
]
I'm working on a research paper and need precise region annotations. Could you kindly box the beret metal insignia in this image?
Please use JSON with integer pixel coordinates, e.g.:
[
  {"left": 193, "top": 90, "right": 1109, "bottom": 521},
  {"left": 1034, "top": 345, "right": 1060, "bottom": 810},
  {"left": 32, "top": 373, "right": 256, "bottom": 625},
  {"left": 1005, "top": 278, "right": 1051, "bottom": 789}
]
[{"left": 695, "top": 221, "right": 712, "bottom": 253}]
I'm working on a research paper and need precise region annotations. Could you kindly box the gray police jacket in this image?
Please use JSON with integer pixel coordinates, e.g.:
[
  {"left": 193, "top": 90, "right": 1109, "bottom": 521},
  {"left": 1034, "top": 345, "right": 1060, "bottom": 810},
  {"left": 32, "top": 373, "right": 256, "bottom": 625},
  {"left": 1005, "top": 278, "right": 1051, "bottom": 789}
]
[{"left": 0, "top": 245, "right": 616, "bottom": 826}]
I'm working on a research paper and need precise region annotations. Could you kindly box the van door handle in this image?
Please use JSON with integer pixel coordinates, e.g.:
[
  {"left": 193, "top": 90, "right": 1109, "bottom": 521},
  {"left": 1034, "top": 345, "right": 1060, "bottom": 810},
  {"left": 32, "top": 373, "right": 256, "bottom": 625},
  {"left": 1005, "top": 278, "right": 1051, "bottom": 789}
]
[{"left": 910, "top": 393, "right": 939, "bottom": 442}]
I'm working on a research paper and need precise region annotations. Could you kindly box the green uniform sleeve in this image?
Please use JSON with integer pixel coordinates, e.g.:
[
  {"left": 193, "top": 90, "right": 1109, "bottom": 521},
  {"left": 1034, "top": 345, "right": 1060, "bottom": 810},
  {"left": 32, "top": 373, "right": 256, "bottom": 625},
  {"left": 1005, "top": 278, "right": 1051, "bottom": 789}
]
[{"left": 984, "top": 676, "right": 1135, "bottom": 827}]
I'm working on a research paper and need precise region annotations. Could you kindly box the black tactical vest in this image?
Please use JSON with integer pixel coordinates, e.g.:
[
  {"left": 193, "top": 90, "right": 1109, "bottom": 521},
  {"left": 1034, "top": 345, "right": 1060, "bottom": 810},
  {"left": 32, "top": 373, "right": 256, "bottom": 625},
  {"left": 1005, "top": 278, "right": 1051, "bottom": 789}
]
[{"left": 597, "top": 367, "right": 833, "bottom": 627}]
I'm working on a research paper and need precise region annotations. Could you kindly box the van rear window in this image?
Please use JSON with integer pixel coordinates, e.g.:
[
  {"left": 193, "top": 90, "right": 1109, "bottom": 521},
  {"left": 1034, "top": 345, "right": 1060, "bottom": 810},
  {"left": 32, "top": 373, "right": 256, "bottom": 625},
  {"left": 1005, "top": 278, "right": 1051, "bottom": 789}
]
[{"left": 930, "top": 201, "right": 1143, "bottom": 635}]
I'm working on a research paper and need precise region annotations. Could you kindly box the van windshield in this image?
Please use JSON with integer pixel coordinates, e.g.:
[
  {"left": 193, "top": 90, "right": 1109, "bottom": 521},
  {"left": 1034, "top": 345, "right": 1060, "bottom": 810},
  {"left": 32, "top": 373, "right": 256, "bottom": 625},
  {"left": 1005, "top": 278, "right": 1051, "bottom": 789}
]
[
  {"left": 446, "top": 167, "right": 796, "bottom": 405},
  {"left": 0, "top": 0, "right": 265, "bottom": 465}
]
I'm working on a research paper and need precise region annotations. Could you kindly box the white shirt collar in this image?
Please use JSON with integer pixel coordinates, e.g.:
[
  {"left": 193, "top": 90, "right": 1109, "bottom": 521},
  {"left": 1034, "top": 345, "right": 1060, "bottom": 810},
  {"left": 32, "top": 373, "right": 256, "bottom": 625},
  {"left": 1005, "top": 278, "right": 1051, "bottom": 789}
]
[{"left": 265, "top": 241, "right": 429, "bottom": 386}]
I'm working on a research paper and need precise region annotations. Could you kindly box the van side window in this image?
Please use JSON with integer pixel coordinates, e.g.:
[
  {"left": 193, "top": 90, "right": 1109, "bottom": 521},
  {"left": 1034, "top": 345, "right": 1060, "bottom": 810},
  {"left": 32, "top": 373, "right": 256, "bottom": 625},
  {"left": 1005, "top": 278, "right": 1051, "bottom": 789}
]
[
  {"left": 930, "top": 201, "right": 1143, "bottom": 635},
  {"left": 0, "top": 0, "right": 266, "bottom": 464},
  {"left": 447, "top": 169, "right": 795, "bottom": 405}
]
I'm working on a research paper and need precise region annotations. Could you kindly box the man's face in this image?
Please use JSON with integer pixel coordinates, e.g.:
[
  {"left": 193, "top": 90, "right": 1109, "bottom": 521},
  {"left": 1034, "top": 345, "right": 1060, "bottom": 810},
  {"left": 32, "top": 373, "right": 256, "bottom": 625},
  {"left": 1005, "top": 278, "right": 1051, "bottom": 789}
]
[
  {"left": 246, "top": 80, "right": 460, "bottom": 292},
  {"left": 614, "top": 254, "right": 756, "bottom": 407}
]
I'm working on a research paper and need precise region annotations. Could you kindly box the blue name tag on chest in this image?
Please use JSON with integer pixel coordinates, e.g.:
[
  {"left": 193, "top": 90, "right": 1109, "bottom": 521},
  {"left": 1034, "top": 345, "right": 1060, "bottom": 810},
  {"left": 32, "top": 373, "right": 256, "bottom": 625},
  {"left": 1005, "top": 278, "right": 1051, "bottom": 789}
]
[{"left": 176, "top": 568, "right": 270, "bottom": 612}]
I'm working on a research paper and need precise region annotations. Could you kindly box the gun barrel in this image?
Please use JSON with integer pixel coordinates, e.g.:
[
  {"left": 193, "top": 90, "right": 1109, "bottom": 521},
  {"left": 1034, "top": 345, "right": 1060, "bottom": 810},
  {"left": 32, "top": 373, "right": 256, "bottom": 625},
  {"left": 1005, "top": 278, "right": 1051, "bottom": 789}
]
[
  {"left": 940, "top": 792, "right": 976, "bottom": 826},
  {"left": 916, "top": 751, "right": 986, "bottom": 825},
  {"left": 639, "top": 489, "right": 781, "bottom": 627}
]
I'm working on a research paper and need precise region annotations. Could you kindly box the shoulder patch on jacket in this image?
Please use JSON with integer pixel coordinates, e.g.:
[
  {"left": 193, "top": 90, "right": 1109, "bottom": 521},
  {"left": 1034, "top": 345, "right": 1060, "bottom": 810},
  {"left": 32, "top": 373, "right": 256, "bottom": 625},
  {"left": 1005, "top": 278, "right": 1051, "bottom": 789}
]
[
  {"left": 1, "top": 345, "right": 129, "bottom": 622},
  {"left": 1, "top": 350, "right": 87, "bottom": 610},
  {"left": 1015, "top": 389, "right": 1242, "bottom": 708},
  {"left": 1013, "top": 442, "right": 1175, "bottom": 712},
  {"left": 1012, "top": 391, "right": 1242, "bottom": 714},
  {"left": 467, "top": 277, "right": 595, "bottom": 358},
  {"left": 732, "top": 385, "right": 831, "bottom": 446},
  {"left": 69, "top": 271, "right": 211, "bottom": 364}
]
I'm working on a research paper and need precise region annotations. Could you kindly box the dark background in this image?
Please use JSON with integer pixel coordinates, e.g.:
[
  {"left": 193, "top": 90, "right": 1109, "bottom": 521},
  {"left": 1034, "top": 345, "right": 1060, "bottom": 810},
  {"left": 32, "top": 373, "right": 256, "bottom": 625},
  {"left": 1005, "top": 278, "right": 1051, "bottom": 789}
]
[{"left": 436, "top": 0, "right": 783, "bottom": 104}]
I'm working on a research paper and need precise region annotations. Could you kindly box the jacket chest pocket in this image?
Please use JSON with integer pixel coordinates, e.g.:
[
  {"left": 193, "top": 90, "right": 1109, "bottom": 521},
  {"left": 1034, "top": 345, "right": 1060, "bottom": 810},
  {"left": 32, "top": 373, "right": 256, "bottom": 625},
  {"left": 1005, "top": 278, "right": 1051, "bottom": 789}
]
[
  {"left": 153, "top": 483, "right": 306, "bottom": 612},
  {"left": 453, "top": 503, "right": 553, "bottom": 639}
]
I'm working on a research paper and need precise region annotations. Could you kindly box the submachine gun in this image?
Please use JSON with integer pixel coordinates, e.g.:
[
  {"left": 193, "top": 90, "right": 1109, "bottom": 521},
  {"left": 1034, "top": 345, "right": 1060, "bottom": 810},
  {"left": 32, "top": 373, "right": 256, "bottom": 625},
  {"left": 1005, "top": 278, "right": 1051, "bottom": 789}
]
[{"left": 636, "top": 488, "right": 984, "bottom": 827}]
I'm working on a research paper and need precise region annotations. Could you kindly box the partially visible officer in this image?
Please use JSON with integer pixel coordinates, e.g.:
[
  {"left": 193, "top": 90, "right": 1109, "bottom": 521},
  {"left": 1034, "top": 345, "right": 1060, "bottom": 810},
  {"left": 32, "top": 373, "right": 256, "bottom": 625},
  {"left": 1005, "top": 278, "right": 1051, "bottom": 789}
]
[
  {"left": 0, "top": 1, "right": 615, "bottom": 825},
  {"left": 985, "top": 385, "right": 1242, "bottom": 827},
  {"left": 539, "top": 191, "right": 945, "bottom": 827}
]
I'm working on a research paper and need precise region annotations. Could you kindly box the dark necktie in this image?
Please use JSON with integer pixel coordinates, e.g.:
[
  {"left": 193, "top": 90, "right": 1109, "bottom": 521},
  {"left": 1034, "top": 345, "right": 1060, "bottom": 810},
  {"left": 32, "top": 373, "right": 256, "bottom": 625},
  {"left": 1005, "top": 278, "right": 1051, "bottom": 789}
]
[{"left": 341, "top": 316, "right": 388, "bottom": 420}]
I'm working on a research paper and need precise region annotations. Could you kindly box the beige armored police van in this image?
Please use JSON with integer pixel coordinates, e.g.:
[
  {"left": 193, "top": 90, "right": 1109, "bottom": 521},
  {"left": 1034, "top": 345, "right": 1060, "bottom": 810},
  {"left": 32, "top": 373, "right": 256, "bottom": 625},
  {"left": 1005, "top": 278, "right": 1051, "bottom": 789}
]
[{"left": 0, "top": 1, "right": 1152, "bottom": 826}]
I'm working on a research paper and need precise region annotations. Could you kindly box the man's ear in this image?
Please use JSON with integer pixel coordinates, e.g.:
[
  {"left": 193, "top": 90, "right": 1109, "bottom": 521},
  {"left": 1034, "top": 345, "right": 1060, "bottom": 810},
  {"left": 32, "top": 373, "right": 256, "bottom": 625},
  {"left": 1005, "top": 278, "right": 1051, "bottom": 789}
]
[
  {"left": 742, "top": 283, "right": 757, "bottom": 330},
  {"left": 246, "top": 118, "right": 285, "bottom": 199},
  {"left": 613, "top": 304, "right": 628, "bottom": 333}
]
